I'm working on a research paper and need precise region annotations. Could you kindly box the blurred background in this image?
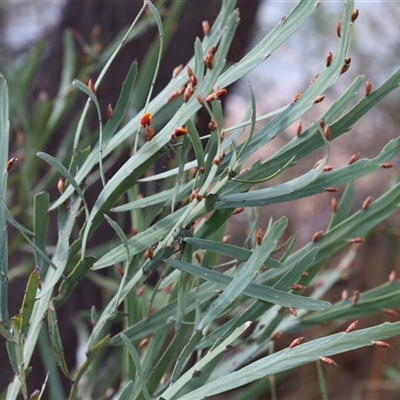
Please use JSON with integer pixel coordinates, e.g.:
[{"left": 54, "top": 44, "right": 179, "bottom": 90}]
[{"left": 1, "top": 1, "right": 400, "bottom": 399}]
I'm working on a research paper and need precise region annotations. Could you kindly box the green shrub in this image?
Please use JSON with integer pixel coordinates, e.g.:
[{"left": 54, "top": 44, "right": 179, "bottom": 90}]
[{"left": 1, "top": 1, "right": 400, "bottom": 399}]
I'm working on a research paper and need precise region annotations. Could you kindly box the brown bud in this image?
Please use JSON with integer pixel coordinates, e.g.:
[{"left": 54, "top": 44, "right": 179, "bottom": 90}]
[
  {"left": 312, "top": 230, "right": 324, "bottom": 242},
  {"left": 296, "top": 122, "right": 302, "bottom": 137},
  {"left": 314, "top": 95, "right": 325, "bottom": 104},
  {"left": 144, "top": 247, "right": 154, "bottom": 259},
  {"left": 351, "top": 8, "right": 359, "bottom": 22},
  {"left": 172, "top": 64, "right": 183, "bottom": 78},
  {"left": 319, "top": 119, "right": 326, "bottom": 129},
  {"left": 171, "top": 127, "right": 189, "bottom": 141},
  {"left": 384, "top": 308, "right": 398, "bottom": 317},
  {"left": 289, "top": 337, "right": 304, "bottom": 349},
  {"left": 106, "top": 104, "right": 114, "bottom": 119},
  {"left": 336, "top": 21, "right": 342, "bottom": 37},
  {"left": 324, "top": 125, "right": 331, "bottom": 140},
  {"left": 57, "top": 178, "right": 65, "bottom": 194},
  {"left": 208, "top": 119, "right": 217, "bottom": 131},
  {"left": 291, "top": 284, "right": 305, "bottom": 290},
  {"left": 373, "top": 341, "right": 390, "bottom": 348},
  {"left": 6, "top": 157, "right": 17, "bottom": 172},
  {"left": 326, "top": 51, "right": 333, "bottom": 67},
  {"left": 362, "top": 195, "right": 373, "bottom": 210},
  {"left": 136, "top": 286, "right": 145, "bottom": 297},
  {"left": 323, "top": 165, "right": 333, "bottom": 172},
  {"left": 187, "top": 66, "right": 194, "bottom": 78},
  {"left": 232, "top": 208, "right": 245, "bottom": 215},
  {"left": 365, "top": 79, "right": 372, "bottom": 96},
  {"left": 169, "top": 86, "right": 185, "bottom": 101},
  {"left": 145, "top": 126, "right": 155, "bottom": 141},
  {"left": 222, "top": 235, "right": 231, "bottom": 243},
  {"left": 204, "top": 46, "right": 217, "bottom": 69},
  {"left": 345, "top": 320, "right": 359, "bottom": 333},
  {"left": 309, "top": 73, "right": 320, "bottom": 86},
  {"left": 331, "top": 198, "right": 338, "bottom": 213},
  {"left": 293, "top": 93, "right": 302, "bottom": 103},
  {"left": 139, "top": 337, "right": 149, "bottom": 350},
  {"left": 289, "top": 307, "right": 297, "bottom": 317},
  {"left": 348, "top": 153, "right": 360, "bottom": 165},
  {"left": 342, "top": 289, "right": 349, "bottom": 301},
  {"left": 313, "top": 159, "right": 323, "bottom": 169},
  {"left": 194, "top": 253, "right": 202, "bottom": 264},
  {"left": 326, "top": 187, "right": 338, "bottom": 193},
  {"left": 301, "top": 271, "right": 309, "bottom": 277},
  {"left": 381, "top": 162, "right": 393, "bottom": 169},
  {"left": 389, "top": 270, "right": 396, "bottom": 283},
  {"left": 320, "top": 356, "right": 338, "bottom": 367},
  {"left": 256, "top": 228, "right": 264, "bottom": 245},
  {"left": 202, "top": 20, "right": 210, "bottom": 36},
  {"left": 271, "top": 331, "right": 283, "bottom": 341},
  {"left": 349, "top": 237, "right": 365, "bottom": 244},
  {"left": 88, "top": 78, "right": 96, "bottom": 94},
  {"left": 184, "top": 85, "right": 194, "bottom": 103},
  {"left": 340, "top": 63, "right": 350, "bottom": 75},
  {"left": 352, "top": 290, "right": 360, "bottom": 306},
  {"left": 140, "top": 112, "right": 153, "bottom": 128},
  {"left": 189, "top": 74, "right": 197, "bottom": 88},
  {"left": 116, "top": 266, "right": 124, "bottom": 276},
  {"left": 195, "top": 192, "right": 203, "bottom": 202},
  {"left": 344, "top": 57, "right": 351, "bottom": 65},
  {"left": 190, "top": 189, "right": 200, "bottom": 202}
]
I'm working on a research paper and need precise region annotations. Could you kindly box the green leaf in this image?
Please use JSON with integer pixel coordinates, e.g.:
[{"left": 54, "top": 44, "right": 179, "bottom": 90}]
[
  {"left": 33, "top": 192, "right": 50, "bottom": 279},
  {"left": 47, "top": 303, "right": 71, "bottom": 379},
  {"left": 19, "top": 268, "right": 40, "bottom": 334},
  {"left": 179, "top": 322, "right": 400, "bottom": 399}
]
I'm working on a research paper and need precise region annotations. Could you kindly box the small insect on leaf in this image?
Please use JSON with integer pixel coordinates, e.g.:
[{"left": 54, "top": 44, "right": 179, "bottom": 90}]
[
  {"left": 314, "top": 95, "right": 325, "bottom": 104},
  {"left": 57, "top": 178, "right": 65, "bottom": 194},
  {"left": 289, "top": 307, "right": 297, "bottom": 317},
  {"left": 312, "top": 230, "right": 324, "bottom": 242},
  {"left": 172, "top": 64, "right": 183, "bottom": 78},
  {"left": 202, "top": 20, "right": 210, "bottom": 36},
  {"left": 352, "top": 290, "right": 360, "bottom": 306},
  {"left": 320, "top": 356, "right": 338, "bottom": 367},
  {"left": 345, "top": 320, "right": 359, "bottom": 333},
  {"left": 87, "top": 78, "right": 96, "bottom": 94},
  {"left": 331, "top": 198, "right": 338, "bottom": 213},
  {"left": 319, "top": 119, "right": 326, "bottom": 129},
  {"left": 373, "top": 341, "right": 390, "bottom": 348},
  {"left": 365, "top": 79, "right": 372, "bottom": 96},
  {"left": 140, "top": 112, "right": 153, "bottom": 128},
  {"left": 336, "top": 21, "right": 342, "bottom": 37},
  {"left": 6, "top": 157, "right": 17, "bottom": 172},
  {"left": 289, "top": 337, "right": 304, "bottom": 349},
  {"left": 351, "top": 8, "right": 359, "bottom": 22},
  {"left": 388, "top": 270, "right": 396, "bottom": 283},
  {"left": 326, "top": 187, "right": 338, "bottom": 193},
  {"left": 381, "top": 162, "right": 393, "bottom": 169},
  {"left": 296, "top": 122, "right": 302, "bottom": 137},
  {"left": 106, "top": 104, "right": 114, "bottom": 119},
  {"left": 326, "top": 51, "right": 333, "bottom": 67},
  {"left": 348, "top": 153, "right": 360, "bottom": 165},
  {"left": 362, "top": 195, "right": 373, "bottom": 210},
  {"left": 291, "top": 284, "right": 305, "bottom": 290},
  {"left": 256, "top": 228, "right": 264, "bottom": 245}
]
